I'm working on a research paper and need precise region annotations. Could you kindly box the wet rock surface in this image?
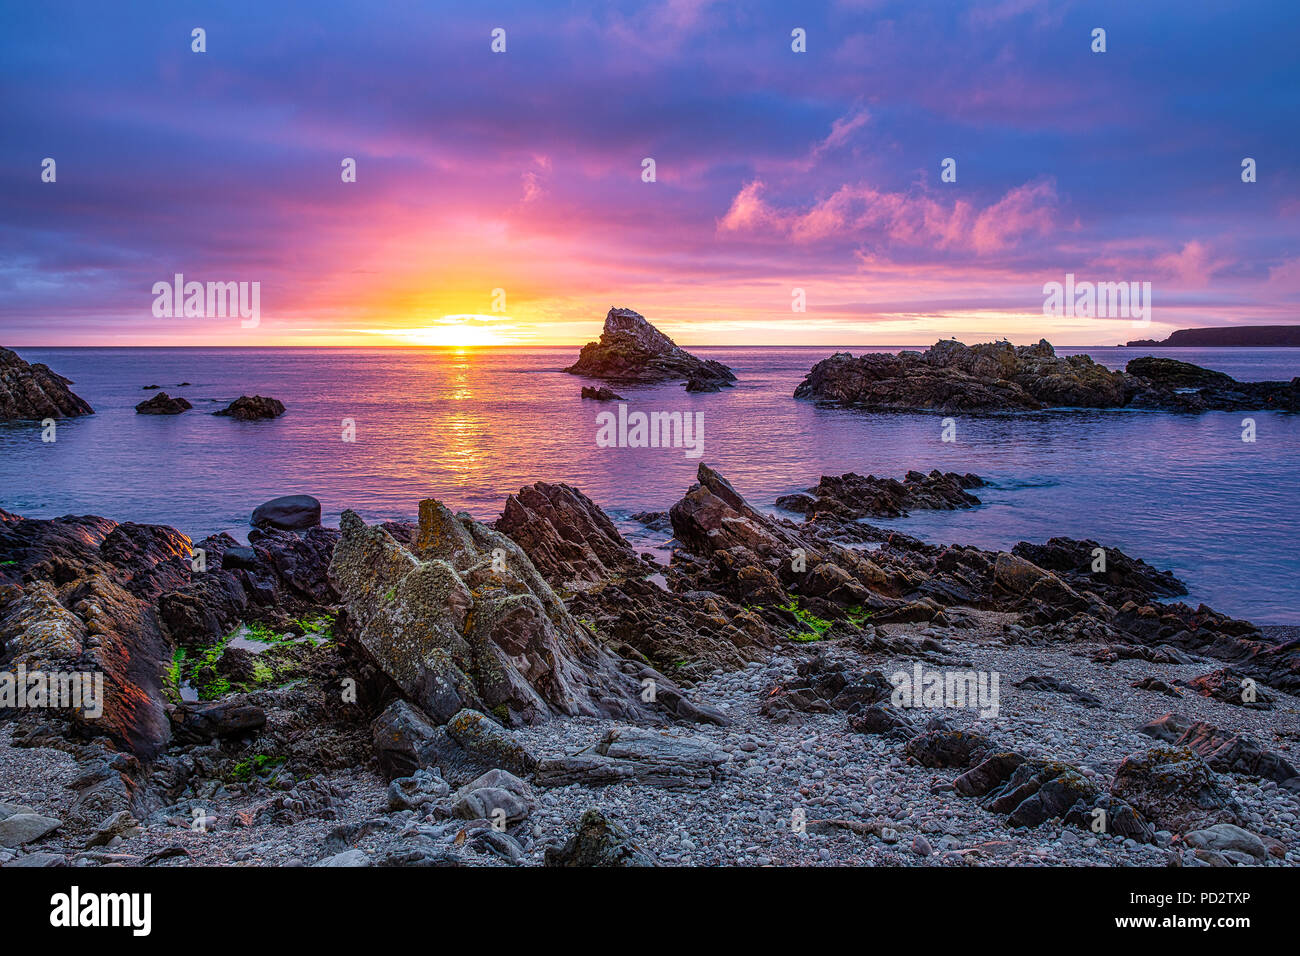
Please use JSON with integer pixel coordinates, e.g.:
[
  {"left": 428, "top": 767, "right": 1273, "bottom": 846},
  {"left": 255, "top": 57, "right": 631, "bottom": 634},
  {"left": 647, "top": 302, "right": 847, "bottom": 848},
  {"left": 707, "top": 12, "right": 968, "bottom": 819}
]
[{"left": 0, "top": 348, "right": 93, "bottom": 420}]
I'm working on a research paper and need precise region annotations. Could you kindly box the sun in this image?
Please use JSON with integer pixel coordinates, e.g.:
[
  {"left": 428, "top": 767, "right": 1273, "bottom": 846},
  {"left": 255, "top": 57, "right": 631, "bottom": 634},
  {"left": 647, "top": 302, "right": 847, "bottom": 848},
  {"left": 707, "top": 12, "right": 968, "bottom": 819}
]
[{"left": 387, "top": 315, "right": 516, "bottom": 347}]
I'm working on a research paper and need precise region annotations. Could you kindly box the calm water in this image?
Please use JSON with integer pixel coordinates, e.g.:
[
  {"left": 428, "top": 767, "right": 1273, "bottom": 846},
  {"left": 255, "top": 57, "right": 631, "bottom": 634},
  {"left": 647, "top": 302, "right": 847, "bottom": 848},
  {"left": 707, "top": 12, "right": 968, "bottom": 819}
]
[{"left": 2, "top": 346, "right": 1298, "bottom": 622}]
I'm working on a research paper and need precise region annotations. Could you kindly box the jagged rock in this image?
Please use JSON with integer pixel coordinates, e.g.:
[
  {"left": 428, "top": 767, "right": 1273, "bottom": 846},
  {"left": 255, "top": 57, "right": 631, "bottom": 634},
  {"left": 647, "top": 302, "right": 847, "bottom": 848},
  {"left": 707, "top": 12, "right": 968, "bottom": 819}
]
[
  {"left": 684, "top": 376, "right": 722, "bottom": 392},
  {"left": 776, "top": 470, "right": 985, "bottom": 519},
  {"left": 372, "top": 699, "right": 443, "bottom": 780},
  {"left": 371, "top": 699, "right": 536, "bottom": 788},
  {"left": 545, "top": 809, "right": 657, "bottom": 867},
  {"left": 495, "top": 482, "right": 643, "bottom": 585},
  {"left": 967, "top": 756, "right": 1154, "bottom": 841},
  {"left": 1108, "top": 602, "right": 1298, "bottom": 695},
  {"left": 1011, "top": 537, "right": 1188, "bottom": 605},
  {"left": 794, "top": 339, "right": 1131, "bottom": 412},
  {"left": 0, "top": 511, "right": 191, "bottom": 758},
  {"left": 214, "top": 395, "right": 286, "bottom": 420},
  {"left": 1111, "top": 745, "right": 1243, "bottom": 834},
  {"left": 84, "top": 810, "right": 141, "bottom": 848},
  {"left": 1131, "top": 677, "right": 1184, "bottom": 697},
  {"left": 251, "top": 495, "right": 321, "bottom": 531},
  {"left": 134, "top": 392, "right": 191, "bottom": 415},
  {"left": 954, "top": 752, "right": 1027, "bottom": 797},
  {"left": 760, "top": 648, "right": 891, "bottom": 721},
  {"left": 848, "top": 703, "right": 918, "bottom": 738},
  {"left": 565, "top": 307, "right": 735, "bottom": 388},
  {"left": 331, "top": 500, "right": 661, "bottom": 726},
  {"left": 580, "top": 386, "right": 624, "bottom": 401},
  {"left": 254, "top": 777, "right": 341, "bottom": 825},
  {"left": 0, "top": 347, "right": 93, "bottom": 419},
  {"left": 904, "top": 729, "right": 993, "bottom": 768},
  {"left": 1138, "top": 713, "right": 1297, "bottom": 784},
  {"left": 535, "top": 726, "right": 727, "bottom": 790},
  {"left": 1013, "top": 675, "right": 1102, "bottom": 708},
  {"left": 1126, "top": 357, "right": 1300, "bottom": 412},
  {"left": 1180, "top": 667, "right": 1275, "bottom": 709}
]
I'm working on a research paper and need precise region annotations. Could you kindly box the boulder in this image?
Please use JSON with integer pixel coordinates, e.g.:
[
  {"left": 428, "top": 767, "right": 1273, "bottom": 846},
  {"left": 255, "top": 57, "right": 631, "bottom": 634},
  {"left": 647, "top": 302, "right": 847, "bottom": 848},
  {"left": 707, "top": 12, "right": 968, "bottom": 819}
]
[
  {"left": 214, "top": 395, "right": 286, "bottom": 420},
  {"left": 1138, "top": 713, "right": 1297, "bottom": 784},
  {"left": 251, "top": 495, "right": 321, "bottom": 531},
  {"left": 134, "top": 392, "right": 191, "bottom": 415},
  {"left": 0, "top": 813, "right": 61, "bottom": 848},
  {"left": 0, "top": 347, "right": 93, "bottom": 420},
  {"left": 1111, "top": 745, "right": 1243, "bottom": 833},
  {"left": 1182, "top": 824, "right": 1268, "bottom": 862}
]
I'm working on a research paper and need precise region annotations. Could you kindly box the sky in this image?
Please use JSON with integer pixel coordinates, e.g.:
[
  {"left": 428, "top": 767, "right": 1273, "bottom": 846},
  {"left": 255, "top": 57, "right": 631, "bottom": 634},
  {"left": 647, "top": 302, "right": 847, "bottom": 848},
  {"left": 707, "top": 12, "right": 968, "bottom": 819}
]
[{"left": 1, "top": 0, "right": 1297, "bottom": 347}]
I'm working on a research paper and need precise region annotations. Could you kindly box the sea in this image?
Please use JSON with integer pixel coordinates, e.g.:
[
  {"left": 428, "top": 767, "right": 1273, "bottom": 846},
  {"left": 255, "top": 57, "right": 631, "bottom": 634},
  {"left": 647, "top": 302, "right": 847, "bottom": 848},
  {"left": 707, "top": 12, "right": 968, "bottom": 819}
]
[{"left": 2, "top": 345, "right": 1297, "bottom": 623}]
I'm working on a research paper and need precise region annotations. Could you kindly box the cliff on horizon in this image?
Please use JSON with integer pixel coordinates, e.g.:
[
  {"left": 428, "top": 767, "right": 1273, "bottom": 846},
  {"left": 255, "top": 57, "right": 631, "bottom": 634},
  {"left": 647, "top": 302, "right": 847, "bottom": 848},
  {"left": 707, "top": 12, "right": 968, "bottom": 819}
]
[{"left": 1126, "top": 325, "right": 1300, "bottom": 348}]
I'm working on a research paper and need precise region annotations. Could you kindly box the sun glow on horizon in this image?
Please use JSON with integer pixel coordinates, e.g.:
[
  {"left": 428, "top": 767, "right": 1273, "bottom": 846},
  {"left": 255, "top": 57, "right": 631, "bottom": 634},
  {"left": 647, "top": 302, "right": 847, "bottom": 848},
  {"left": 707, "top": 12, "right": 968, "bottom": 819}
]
[{"left": 372, "top": 314, "right": 521, "bottom": 347}]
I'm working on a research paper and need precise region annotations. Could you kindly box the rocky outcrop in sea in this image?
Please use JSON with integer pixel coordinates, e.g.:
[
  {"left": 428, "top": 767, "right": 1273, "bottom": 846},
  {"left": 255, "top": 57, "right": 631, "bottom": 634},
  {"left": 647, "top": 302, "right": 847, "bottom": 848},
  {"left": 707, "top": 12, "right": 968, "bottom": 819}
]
[
  {"left": 794, "top": 339, "right": 1300, "bottom": 413},
  {"left": 565, "top": 308, "right": 735, "bottom": 390},
  {"left": 215, "top": 395, "right": 286, "bottom": 420},
  {"left": 0, "top": 347, "right": 93, "bottom": 420}
]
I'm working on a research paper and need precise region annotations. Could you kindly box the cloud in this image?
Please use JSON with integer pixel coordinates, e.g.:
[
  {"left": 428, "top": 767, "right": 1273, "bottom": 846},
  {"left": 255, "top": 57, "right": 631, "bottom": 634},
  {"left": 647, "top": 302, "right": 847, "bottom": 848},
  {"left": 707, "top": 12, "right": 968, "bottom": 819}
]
[{"left": 718, "top": 177, "right": 1058, "bottom": 255}]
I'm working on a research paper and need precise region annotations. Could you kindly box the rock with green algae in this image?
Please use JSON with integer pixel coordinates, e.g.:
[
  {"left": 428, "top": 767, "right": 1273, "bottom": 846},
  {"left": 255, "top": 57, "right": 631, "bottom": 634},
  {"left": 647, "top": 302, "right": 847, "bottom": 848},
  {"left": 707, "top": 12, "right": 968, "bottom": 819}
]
[{"left": 329, "top": 499, "right": 660, "bottom": 727}]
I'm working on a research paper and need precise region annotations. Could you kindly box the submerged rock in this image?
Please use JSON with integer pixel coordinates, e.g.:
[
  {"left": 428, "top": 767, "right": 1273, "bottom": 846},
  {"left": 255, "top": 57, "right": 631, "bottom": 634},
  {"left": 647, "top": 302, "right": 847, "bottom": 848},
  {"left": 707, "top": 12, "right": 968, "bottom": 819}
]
[
  {"left": 134, "top": 391, "right": 192, "bottom": 415},
  {"left": 0, "top": 347, "right": 93, "bottom": 420},
  {"left": 565, "top": 307, "right": 735, "bottom": 388},
  {"left": 580, "top": 386, "right": 624, "bottom": 401},
  {"left": 214, "top": 395, "right": 286, "bottom": 420}
]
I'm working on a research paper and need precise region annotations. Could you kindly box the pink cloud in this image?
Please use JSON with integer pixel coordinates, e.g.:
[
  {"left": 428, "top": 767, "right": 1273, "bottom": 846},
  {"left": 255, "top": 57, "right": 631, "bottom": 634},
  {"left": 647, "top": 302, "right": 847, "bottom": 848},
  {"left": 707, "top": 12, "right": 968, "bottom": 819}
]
[{"left": 718, "top": 177, "right": 1058, "bottom": 255}]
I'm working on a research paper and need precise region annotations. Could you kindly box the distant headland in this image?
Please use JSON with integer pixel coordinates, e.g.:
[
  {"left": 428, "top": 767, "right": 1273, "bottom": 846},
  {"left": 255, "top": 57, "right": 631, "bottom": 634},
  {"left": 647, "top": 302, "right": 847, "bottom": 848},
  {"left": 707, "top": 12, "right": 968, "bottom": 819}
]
[{"left": 1126, "top": 325, "right": 1300, "bottom": 348}]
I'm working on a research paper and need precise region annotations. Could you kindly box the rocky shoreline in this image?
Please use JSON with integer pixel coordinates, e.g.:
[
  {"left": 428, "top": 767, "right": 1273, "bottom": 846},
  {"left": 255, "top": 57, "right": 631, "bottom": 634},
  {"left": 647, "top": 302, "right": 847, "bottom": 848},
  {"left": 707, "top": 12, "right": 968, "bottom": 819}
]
[{"left": 1, "top": 466, "right": 1297, "bottom": 868}]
